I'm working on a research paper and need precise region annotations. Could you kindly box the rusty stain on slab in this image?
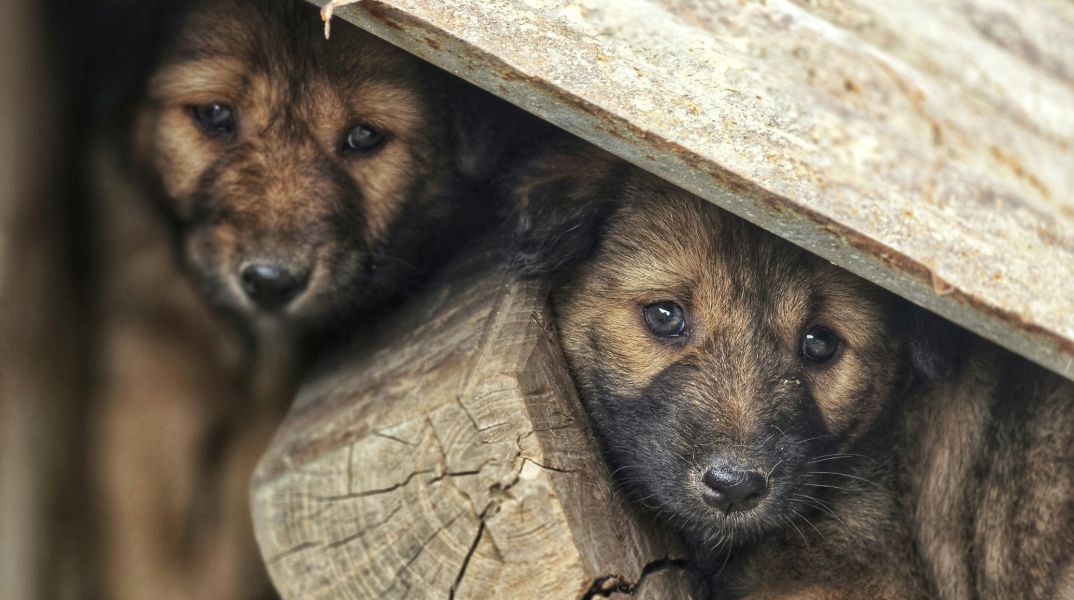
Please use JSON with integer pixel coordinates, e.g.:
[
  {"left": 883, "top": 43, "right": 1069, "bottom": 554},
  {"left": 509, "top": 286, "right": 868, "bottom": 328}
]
[{"left": 314, "top": 0, "right": 1074, "bottom": 380}]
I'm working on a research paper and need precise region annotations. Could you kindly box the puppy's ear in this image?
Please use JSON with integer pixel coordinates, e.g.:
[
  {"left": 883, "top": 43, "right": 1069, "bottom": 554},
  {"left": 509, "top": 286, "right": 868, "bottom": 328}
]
[
  {"left": 508, "top": 144, "right": 628, "bottom": 277},
  {"left": 448, "top": 91, "right": 505, "bottom": 179},
  {"left": 441, "top": 74, "right": 551, "bottom": 180},
  {"left": 900, "top": 302, "right": 963, "bottom": 390}
]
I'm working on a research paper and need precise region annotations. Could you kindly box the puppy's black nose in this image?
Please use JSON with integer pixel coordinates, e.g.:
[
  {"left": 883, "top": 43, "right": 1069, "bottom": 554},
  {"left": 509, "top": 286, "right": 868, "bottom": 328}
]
[
  {"left": 240, "top": 263, "right": 308, "bottom": 310},
  {"left": 700, "top": 467, "right": 768, "bottom": 514}
]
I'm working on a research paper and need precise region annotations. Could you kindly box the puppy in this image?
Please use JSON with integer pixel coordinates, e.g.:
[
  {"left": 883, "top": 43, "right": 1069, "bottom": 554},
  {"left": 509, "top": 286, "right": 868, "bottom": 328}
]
[
  {"left": 91, "top": 1, "right": 529, "bottom": 597},
  {"left": 138, "top": 0, "right": 520, "bottom": 338},
  {"left": 510, "top": 142, "right": 1074, "bottom": 599}
]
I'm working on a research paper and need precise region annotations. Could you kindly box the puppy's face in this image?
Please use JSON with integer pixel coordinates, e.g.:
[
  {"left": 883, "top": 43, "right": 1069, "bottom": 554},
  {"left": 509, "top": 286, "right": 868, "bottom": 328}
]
[
  {"left": 514, "top": 150, "right": 920, "bottom": 547},
  {"left": 139, "top": 0, "right": 476, "bottom": 327}
]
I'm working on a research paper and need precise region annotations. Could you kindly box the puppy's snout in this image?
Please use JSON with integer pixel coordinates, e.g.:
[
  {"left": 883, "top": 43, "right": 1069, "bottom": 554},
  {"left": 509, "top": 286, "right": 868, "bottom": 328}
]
[
  {"left": 240, "top": 263, "right": 309, "bottom": 310},
  {"left": 700, "top": 466, "right": 768, "bottom": 514}
]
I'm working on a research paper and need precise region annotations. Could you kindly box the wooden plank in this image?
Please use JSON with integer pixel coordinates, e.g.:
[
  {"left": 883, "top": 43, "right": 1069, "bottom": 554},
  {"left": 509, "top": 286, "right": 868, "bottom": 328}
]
[
  {"left": 0, "top": 1, "right": 75, "bottom": 599},
  {"left": 316, "top": 0, "right": 1074, "bottom": 381},
  {"left": 251, "top": 250, "right": 690, "bottom": 599}
]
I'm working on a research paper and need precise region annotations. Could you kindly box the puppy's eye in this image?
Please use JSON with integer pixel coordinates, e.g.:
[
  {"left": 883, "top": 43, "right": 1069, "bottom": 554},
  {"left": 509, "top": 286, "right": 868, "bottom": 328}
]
[
  {"left": 643, "top": 301, "right": 687, "bottom": 338},
  {"left": 801, "top": 326, "right": 840, "bottom": 363},
  {"left": 190, "top": 103, "right": 236, "bottom": 138},
  {"left": 341, "top": 124, "right": 385, "bottom": 155}
]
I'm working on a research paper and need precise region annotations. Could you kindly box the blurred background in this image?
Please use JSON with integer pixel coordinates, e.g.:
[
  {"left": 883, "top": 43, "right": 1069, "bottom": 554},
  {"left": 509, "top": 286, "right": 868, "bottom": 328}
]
[{"left": 2, "top": 1, "right": 190, "bottom": 597}]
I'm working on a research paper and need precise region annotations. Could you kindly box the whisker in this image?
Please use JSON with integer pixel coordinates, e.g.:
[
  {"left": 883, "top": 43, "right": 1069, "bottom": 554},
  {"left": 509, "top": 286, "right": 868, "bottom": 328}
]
[
  {"left": 784, "top": 514, "right": 809, "bottom": 546},
  {"left": 789, "top": 507, "right": 824, "bottom": 539},
  {"left": 806, "top": 453, "right": 868, "bottom": 464},
  {"left": 795, "top": 434, "right": 835, "bottom": 445},
  {"left": 715, "top": 539, "right": 734, "bottom": 576},
  {"left": 803, "top": 494, "right": 848, "bottom": 528},
  {"left": 791, "top": 494, "right": 848, "bottom": 530},
  {"left": 369, "top": 253, "right": 423, "bottom": 274},
  {"left": 667, "top": 447, "right": 694, "bottom": 467},
  {"left": 800, "top": 482, "right": 850, "bottom": 492},
  {"left": 808, "top": 471, "right": 883, "bottom": 489},
  {"left": 765, "top": 459, "right": 784, "bottom": 485}
]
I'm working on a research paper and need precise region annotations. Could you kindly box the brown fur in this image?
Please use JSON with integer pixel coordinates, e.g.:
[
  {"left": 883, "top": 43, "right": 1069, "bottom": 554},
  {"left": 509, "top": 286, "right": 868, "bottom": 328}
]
[
  {"left": 903, "top": 347, "right": 1074, "bottom": 599},
  {"left": 90, "top": 1, "right": 534, "bottom": 597},
  {"left": 509, "top": 141, "right": 1074, "bottom": 599}
]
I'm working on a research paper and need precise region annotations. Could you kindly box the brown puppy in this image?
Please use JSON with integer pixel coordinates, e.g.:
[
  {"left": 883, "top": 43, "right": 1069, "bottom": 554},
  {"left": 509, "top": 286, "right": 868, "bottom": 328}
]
[
  {"left": 510, "top": 142, "right": 1074, "bottom": 599},
  {"left": 91, "top": 1, "right": 530, "bottom": 598}
]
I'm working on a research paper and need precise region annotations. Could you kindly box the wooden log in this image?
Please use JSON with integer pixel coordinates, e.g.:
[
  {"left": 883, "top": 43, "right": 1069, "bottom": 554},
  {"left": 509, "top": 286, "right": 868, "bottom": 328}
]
[{"left": 251, "top": 249, "right": 690, "bottom": 598}]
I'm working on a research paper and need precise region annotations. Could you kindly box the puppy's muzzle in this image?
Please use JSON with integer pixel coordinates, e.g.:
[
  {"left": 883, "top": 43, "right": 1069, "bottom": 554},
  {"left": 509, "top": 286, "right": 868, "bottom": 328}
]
[{"left": 240, "top": 262, "right": 309, "bottom": 311}]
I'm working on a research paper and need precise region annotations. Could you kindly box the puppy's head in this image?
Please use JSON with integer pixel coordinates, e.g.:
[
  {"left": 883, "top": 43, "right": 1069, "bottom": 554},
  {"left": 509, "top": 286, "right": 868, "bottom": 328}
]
[
  {"left": 512, "top": 146, "right": 955, "bottom": 547},
  {"left": 137, "top": 0, "right": 503, "bottom": 329}
]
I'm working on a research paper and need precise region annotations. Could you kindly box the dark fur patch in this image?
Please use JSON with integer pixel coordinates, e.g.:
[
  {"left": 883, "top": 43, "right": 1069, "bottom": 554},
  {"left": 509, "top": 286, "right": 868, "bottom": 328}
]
[{"left": 508, "top": 142, "right": 629, "bottom": 277}]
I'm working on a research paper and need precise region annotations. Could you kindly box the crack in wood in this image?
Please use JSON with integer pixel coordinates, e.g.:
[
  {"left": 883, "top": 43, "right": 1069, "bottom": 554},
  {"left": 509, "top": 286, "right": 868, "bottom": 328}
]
[
  {"left": 372, "top": 430, "right": 417, "bottom": 446},
  {"left": 422, "top": 413, "right": 449, "bottom": 472},
  {"left": 346, "top": 442, "right": 355, "bottom": 493},
  {"left": 581, "top": 557, "right": 690, "bottom": 598},
  {"left": 309, "top": 468, "right": 436, "bottom": 501},
  {"left": 382, "top": 512, "right": 465, "bottom": 596},
  {"left": 448, "top": 508, "right": 490, "bottom": 599},
  {"left": 520, "top": 456, "right": 575, "bottom": 474},
  {"left": 266, "top": 540, "right": 323, "bottom": 565},
  {"left": 455, "top": 395, "right": 483, "bottom": 431},
  {"left": 325, "top": 502, "right": 404, "bottom": 550}
]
